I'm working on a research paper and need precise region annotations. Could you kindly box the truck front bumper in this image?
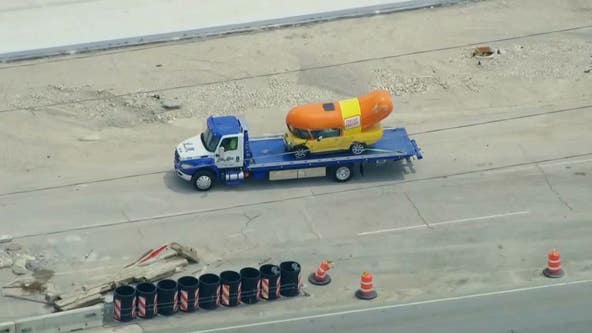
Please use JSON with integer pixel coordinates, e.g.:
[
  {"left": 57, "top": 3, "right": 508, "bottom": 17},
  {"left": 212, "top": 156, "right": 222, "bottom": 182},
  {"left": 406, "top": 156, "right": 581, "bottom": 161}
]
[{"left": 176, "top": 168, "right": 192, "bottom": 181}]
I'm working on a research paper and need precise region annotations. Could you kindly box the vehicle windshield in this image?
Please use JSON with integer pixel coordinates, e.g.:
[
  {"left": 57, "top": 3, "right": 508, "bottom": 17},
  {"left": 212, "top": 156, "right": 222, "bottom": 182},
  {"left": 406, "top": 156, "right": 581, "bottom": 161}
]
[
  {"left": 288, "top": 125, "right": 311, "bottom": 139},
  {"left": 201, "top": 127, "right": 221, "bottom": 152}
]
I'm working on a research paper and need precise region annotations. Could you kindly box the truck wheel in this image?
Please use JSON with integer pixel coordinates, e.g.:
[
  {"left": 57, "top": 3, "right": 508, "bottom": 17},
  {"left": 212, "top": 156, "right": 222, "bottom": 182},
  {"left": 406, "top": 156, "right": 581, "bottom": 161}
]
[
  {"left": 192, "top": 170, "right": 215, "bottom": 191},
  {"left": 331, "top": 165, "right": 353, "bottom": 182},
  {"left": 350, "top": 142, "right": 366, "bottom": 155},
  {"left": 293, "top": 146, "right": 309, "bottom": 159}
]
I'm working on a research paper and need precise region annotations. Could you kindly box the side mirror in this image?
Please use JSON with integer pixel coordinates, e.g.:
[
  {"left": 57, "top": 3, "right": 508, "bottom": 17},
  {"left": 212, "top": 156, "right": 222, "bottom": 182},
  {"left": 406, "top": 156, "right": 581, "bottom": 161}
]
[
  {"left": 216, "top": 146, "right": 225, "bottom": 157},
  {"left": 316, "top": 136, "right": 323, "bottom": 141}
]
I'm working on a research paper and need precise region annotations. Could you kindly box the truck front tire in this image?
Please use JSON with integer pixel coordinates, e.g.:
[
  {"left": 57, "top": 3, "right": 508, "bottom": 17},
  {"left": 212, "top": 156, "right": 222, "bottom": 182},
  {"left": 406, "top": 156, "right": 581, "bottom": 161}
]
[
  {"left": 293, "top": 145, "right": 309, "bottom": 159},
  {"left": 192, "top": 170, "right": 215, "bottom": 191}
]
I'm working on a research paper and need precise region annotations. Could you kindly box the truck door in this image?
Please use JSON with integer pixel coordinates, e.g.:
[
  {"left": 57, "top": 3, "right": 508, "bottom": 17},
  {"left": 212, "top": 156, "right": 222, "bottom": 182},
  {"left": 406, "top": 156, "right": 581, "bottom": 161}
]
[{"left": 215, "top": 135, "right": 244, "bottom": 169}]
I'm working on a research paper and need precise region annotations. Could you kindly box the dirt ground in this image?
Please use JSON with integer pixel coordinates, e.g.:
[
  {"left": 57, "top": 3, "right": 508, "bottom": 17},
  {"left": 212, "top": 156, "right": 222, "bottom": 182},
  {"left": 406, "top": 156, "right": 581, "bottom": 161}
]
[
  {"left": 0, "top": 0, "right": 590, "bottom": 193},
  {"left": 0, "top": 0, "right": 591, "bottom": 325}
]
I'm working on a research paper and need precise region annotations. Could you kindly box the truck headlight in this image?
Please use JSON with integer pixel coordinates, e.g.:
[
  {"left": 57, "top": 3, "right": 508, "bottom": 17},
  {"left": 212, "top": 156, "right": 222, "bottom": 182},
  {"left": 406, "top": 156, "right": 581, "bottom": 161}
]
[{"left": 181, "top": 163, "right": 195, "bottom": 170}]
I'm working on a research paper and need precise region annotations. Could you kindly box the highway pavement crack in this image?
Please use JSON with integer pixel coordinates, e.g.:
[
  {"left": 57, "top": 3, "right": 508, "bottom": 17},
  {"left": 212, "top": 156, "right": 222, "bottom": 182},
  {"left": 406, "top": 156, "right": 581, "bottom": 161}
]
[
  {"left": 240, "top": 212, "right": 261, "bottom": 240},
  {"left": 536, "top": 165, "right": 573, "bottom": 212},
  {"left": 405, "top": 192, "right": 431, "bottom": 229}
]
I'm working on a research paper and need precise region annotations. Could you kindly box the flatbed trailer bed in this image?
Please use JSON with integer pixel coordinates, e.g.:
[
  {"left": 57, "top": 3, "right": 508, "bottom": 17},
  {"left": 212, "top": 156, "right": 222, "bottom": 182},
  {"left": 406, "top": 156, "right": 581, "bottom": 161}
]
[{"left": 245, "top": 128, "right": 422, "bottom": 180}]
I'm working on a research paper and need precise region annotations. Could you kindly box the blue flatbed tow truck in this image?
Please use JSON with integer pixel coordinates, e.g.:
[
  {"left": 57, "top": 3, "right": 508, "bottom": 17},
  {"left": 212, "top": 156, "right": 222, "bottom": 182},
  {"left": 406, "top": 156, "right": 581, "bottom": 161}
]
[{"left": 175, "top": 115, "right": 422, "bottom": 191}]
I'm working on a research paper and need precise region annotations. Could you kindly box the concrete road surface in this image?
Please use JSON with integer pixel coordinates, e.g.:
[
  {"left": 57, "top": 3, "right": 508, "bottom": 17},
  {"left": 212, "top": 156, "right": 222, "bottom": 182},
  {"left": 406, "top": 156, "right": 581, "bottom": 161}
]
[
  {"left": 0, "top": 0, "right": 591, "bottom": 328},
  {"left": 190, "top": 280, "right": 592, "bottom": 333}
]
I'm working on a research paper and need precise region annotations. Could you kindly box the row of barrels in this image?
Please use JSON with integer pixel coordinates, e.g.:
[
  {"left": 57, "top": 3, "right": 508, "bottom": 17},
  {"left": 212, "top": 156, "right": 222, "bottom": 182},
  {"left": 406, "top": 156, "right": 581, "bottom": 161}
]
[{"left": 113, "top": 261, "right": 301, "bottom": 322}]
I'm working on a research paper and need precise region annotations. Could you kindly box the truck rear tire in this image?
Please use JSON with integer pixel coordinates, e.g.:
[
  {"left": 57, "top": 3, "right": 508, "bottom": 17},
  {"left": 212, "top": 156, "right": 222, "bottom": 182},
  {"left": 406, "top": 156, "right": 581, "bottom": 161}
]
[
  {"left": 331, "top": 165, "right": 353, "bottom": 182},
  {"left": 350, "top": 142, "right": 366, "bottom": 155},
  {"left": 192, "top": 170, "right": 215, "bottom": 191}
]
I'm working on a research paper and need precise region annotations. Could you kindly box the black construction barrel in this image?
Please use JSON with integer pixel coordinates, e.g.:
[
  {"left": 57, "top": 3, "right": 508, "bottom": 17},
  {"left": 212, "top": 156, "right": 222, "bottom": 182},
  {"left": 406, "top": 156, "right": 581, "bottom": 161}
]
[
  {"left": 113, "top": 285, "right": 136, "bottom": 322},
  {"left": 280, "top": 261, "right": 301, "bottom": 297},
  {"left": 136, "top": 282, "right": 157, "bottom": 319},
  {"left": 198, "top": 273, "right": 221, "bottom": 310},
  {"left": 156, "top": 279, "right": 178, "bottom": 316},
  {"left": 259, "top": 264, "right": 281, "bottom": 301},
  {"left": 220, "top": 270, "right": 241, "bottom": 307},
  {"left": 240, "top": 267, "right": 260, "bottom": 304},
  {"left": 178, "top": 276, "right": 199, "bottom": 312}
]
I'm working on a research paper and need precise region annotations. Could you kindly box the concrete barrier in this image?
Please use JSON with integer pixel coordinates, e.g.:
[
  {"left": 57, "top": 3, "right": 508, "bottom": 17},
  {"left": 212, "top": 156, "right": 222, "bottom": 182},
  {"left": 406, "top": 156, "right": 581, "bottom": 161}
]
[
  {"left": 0, "top": 322, "right": 15, "bottom": 333},
  {"left": 14, "top": 304, "right": 103, "bottom": 333},
  {"left": 0, "top": 0, "right": 459, "bottom": 62}
]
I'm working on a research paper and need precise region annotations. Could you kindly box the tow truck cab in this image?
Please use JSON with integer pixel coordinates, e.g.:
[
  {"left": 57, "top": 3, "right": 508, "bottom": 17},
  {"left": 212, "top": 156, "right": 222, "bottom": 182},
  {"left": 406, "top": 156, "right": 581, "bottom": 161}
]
[{"left": 175, "top": 115, "right": 250, "bottom": 190}]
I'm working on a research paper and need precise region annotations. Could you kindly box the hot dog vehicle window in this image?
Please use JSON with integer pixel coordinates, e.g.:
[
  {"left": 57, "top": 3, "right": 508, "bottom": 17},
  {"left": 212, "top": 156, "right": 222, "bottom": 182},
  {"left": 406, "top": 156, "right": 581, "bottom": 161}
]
[
  {"left": 287, "top": 125, "right": 312, "bottom": 140},
  {"left": 285, "top": 90, "right": 393, "bottom": 134}
]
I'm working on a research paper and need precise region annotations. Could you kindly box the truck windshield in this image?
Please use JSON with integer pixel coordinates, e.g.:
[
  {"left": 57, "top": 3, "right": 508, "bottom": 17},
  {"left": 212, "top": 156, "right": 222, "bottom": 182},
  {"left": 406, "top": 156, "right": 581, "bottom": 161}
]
[{"left": 201, "top": 128, "right": 220, "bottom": 152}]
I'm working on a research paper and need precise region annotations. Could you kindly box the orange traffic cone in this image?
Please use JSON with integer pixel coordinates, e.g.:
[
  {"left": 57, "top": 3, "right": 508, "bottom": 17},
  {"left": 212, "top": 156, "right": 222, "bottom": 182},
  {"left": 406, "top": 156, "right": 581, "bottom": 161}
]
[
  {"left": 308, "top": 260, "right": 332, "bottom": 286},
  {"left": 543, "top": 249, "right": 564, "bottom": 278},
  {"left": 355, "top": 272, "right": 377, "bottom": 300}
]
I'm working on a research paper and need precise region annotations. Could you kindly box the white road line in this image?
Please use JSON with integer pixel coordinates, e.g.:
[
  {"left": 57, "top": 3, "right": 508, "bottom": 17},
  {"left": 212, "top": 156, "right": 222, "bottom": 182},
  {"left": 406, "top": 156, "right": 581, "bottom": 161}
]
[
  {"left": 541, "top": 157, "right": 592, "bottom": 167},
  {"left": 357, "top": 210, "right": 530, "bottom": 236},
  {"left": 191, "top": 279, "right": 592, "bottom": 333},
  {"left": 480, "top": 157, "right": 592, "bottom": 176}
]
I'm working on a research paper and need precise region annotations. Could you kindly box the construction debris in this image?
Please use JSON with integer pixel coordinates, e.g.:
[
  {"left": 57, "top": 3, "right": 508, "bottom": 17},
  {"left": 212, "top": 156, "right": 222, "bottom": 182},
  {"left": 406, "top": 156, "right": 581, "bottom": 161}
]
[
  {"left": 0, "top": 235, "right": 12, "bottom": 243},
  {"left": 0, "top": 252, "right": 12, "bottom": 269},
  {"left": 11, "top": 254, "right": 35, "bottom": 275},
  {"left": 49, "top": 242, "right": 199, "bottom": 311},
  {"left": 473, "top": 46, "right": 495, "bottom": 58},
  {"left": 161, "top": 99, "right": 182, "bottom": 110}
]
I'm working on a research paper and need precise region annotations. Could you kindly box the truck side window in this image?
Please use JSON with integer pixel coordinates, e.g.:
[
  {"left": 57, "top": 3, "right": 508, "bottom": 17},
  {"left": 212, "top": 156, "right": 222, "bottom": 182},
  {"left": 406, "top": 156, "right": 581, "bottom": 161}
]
[{"left": 220, "top": 137, "right": 238, "bottom": 151}]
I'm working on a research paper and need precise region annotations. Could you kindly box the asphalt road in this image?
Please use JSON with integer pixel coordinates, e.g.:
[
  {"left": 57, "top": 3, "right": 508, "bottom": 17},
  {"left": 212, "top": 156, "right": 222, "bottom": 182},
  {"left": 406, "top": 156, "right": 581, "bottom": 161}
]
[{"left": 190, "top": 281, "right": 592, "bottom": 333}]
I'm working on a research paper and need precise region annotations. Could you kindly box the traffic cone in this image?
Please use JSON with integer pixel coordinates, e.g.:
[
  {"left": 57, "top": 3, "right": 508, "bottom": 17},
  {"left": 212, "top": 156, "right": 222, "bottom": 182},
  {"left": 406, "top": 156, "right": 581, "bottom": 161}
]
[
  {"left": 355, "top": 272, "right": 377, "bottom": 300},
  {"left": 308, "top": 260, "right": 332, "bottom": 286},
  {"left": 543, "top": 249, "right": 564, "bottom": 278}
]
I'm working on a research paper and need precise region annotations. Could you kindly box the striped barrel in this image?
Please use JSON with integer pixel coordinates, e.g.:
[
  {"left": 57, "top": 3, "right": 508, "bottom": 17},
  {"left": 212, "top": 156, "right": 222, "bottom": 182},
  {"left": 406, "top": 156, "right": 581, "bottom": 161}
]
[
  {"left": 543, "top": 249, "right": 565, "bottom": 278},
  {"left": 113, "top": 285, "right": 136, "bottom": 322},
  {"left": 136, "top": 282, "right": 157, "bottom": 319},
  {"left": 309, "top": 260, "right": 333, "bottom": 285},
  {"left": 178, "top": 276, "right": 199, "bottom": 313},
  {"left": 355, "top": 271, "right": 377, "bottom": 300},
  {"left": 218, "top": 277, "right": 241, "bottom": 307}
]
